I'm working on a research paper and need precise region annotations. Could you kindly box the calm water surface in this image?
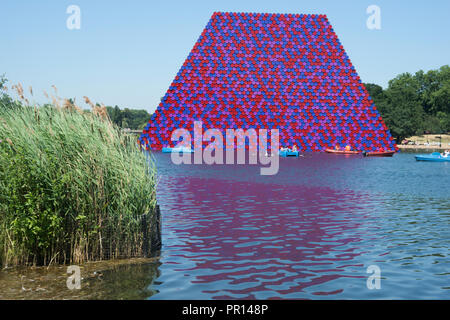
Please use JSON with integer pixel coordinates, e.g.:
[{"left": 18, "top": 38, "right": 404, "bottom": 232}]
[
  {"left": 1, "top": 152, "right": 448, "bottom": 299},
  {"left": 149, "top": 152, "right": 449, "bottom": 299}
]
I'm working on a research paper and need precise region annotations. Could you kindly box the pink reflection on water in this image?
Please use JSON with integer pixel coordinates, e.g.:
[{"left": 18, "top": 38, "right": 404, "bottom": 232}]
[{"left": 158, "top": 174, "right": 373, "bottom": 299}]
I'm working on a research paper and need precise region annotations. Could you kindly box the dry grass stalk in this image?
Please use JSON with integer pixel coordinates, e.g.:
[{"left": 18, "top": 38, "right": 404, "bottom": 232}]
[
  {"left": 62, "top": 99, "right": 74, "bottom": 111},
  {"left": 72, "top": 98, "right": 83, "bottom": 114},
  {"left": 96, "top": 103, "right": 110, "bottom": 120},
  {"left": 12, "top": 83, "right": 25, "bottom": 102},
  {"left": 62, "top": 98, "right": 83, "bottom": 114},
  {"left": 51, "top": 95, "right": 61, "bottom": 109},
  {"left": 83, "top": 96, "right": 95, "bottom": 109},
  {"left": 83, "top": 96, "right": 110, "bottom": 121}
]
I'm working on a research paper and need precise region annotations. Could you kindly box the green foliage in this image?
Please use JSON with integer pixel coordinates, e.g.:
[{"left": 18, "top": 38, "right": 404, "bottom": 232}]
[
  {"left": 106, "top": 106, "right": 152, "bottom": 130},
  {"left": 385, "top": 73, "right": 424, "bottom": 140},
  {"left": 0, "top": 103, "right": 157, "bottom": 267},
  {"left": 0, "top": 74, "right": 6, "bottom": 91},
  {"left": 0, "top": 75, "right": 17, "bottom": 109},
  {"left": 436, "top": 111, "right": 450, "bottom": 132},
  {"left": 364, "top": 83, "right": 384, "bottom": 102},
  {"left": 365, "top": 65, "right": 450, "bottom": 141}
]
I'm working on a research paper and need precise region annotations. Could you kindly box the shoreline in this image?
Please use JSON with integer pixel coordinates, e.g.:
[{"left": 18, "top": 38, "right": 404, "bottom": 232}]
[
  {"left": 0, "top": 257, "right": 161, "bottom": 300},
  {"left": 397, "top": 145, "right": 448, "bottom": 152}
]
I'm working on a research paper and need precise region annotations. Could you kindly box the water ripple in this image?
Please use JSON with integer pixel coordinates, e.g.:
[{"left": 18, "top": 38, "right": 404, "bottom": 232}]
[{"left": 150, "top": 153, "right": 450, "bottom": 299}]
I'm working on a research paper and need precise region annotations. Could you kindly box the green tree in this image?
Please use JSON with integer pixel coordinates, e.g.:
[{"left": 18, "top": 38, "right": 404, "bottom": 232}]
[
  {"left": 430, "top": 78, "right": 450, "bottom": 115},
  {"left": 382, "top": 73, "right": 424, "bottom": 141},
  {"left": 105, "top": 105, "right": 151, "bottom": 129},
  {"left": 437, "top": 111, "right": 450, "bottom": 132},
  {"left": 365, "top": 65, "right": 450, "bottom": 139},
  {"left": 415, "top": 65, "right": 450, "bottom": 115},
  {"left": 365, "top": 83, "right": 384, "bottom": 102},
  {"left": 0, "top": 74, "right": 14, "bottom": 108}
]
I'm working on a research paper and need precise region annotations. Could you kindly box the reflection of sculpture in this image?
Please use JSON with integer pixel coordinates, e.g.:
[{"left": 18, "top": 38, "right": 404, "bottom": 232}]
[
  {"left": 140, "top": 12, "right": 396, "bottom": 152},
  {"left": 156, "top": 173, "right": 370, "bottom": 299}
]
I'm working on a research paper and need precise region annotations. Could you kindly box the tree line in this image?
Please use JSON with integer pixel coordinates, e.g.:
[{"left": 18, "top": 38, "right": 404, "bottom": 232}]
[
  {"left": 2, "top": 65, "right": 449, "bottom": 140},
  {"left": 364, "top": 65, "right": 450, "bottom": 142},
  {"left": 105, "top": 105, "right": 151, "bottom": 130}
]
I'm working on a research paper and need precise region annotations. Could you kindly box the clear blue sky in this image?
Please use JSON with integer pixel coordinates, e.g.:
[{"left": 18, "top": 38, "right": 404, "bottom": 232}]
[{"left": 1, "top": 0, "right": 449, "bottom": 113}]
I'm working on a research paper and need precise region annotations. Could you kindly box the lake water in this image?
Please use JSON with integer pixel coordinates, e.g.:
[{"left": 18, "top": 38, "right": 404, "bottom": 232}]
[
  {"left": 148, "top": 152, "right": 449, "bottom": 299},
  {"left": 1, "top": 152, "right": 449, "bottom": 299}
]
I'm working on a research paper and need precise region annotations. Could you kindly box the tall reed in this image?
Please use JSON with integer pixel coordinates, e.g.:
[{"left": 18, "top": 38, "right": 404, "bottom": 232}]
[{"left": 0, "top": 103, "right": 158, "bottom": 267}]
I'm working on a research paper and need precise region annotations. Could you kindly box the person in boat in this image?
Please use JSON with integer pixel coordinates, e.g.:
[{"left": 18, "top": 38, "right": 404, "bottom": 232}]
[
  {"left": 335, "top": 145, "right": 340, "bottom": 151},
  {"left": 292, "top": 145, "right": 298, "bottom": 152},
  {"left": 442, "top": 150, "right": 450, "bottom": 157},
  {"left": 345, "top": 145, "right": 351, "bottom": 151}
]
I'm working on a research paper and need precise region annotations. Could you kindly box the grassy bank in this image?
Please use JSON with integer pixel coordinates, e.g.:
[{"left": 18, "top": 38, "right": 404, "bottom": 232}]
[{"left": 0, "top": 103, "right": 158, "bottom": 267}]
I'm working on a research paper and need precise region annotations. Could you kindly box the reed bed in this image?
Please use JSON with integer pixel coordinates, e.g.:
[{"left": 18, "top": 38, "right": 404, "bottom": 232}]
[{"left": 0, "top": 101, "right": 158, "bottom": 267}]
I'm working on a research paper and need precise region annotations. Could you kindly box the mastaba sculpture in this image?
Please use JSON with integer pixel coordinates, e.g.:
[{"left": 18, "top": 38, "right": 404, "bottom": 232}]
[{"left": 140, "top": 12, "right": 397, "bottom": 152}]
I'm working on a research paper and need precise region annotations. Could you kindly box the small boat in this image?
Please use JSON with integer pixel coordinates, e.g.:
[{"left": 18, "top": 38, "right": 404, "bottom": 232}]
[
  {"left": 325, "top": 148, "right": 360, "bottom": 155},
  {"left": 415, "top": 152, "right": 450, "bottom": 162},
  {"left": 279, "top": 150, "right": 299, "bottom": 157},
  {"left": 162, "top": 147, "right": 194, "bottom": 153},
  {"left": 363, "top": 150, "right": 395, "bottom": 157}
]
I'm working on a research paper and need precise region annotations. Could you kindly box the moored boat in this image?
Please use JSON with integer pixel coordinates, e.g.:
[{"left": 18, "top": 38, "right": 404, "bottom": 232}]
[
  {"left": 363, "top": 150, "right": 395, "bottom": 157},
  {"left": 415, "top": 152, "right": 450, "bottom": 162},
  {"left": 325, "top": 148, "right": 360, "bottom": 155},
  {"left": 162, "top": 147, "right": 194, "bottom": 153},
  {"left": 279, "top": 150, "right": 299, "bottom": 157}
]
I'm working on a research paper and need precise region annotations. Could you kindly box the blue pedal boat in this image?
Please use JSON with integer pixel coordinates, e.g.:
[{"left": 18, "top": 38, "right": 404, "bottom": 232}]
[
  {"left": 279, "top": 150, "right": 299, "bottom": 157},
  {"left": 162, "top": 147, "right": 194, "bottom": 153},
  {"left": 415, "top": 152, "right": 450, "bottom": 162}
]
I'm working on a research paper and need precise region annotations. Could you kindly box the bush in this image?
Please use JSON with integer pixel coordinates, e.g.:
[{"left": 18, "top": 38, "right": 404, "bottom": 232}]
[{"left": 0, "top": 104, "right": 157, "bottom": 266}]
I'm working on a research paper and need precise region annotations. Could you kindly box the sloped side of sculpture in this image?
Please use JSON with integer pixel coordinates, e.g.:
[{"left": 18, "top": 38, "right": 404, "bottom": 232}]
[{"left": 140, "top": 12, "right": 397, "bottom": 152}]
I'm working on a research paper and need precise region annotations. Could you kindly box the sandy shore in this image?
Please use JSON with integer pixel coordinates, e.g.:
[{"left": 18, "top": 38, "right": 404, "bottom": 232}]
[{"left": 397, "top": 145, "right": 448, "bottom": 152}]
